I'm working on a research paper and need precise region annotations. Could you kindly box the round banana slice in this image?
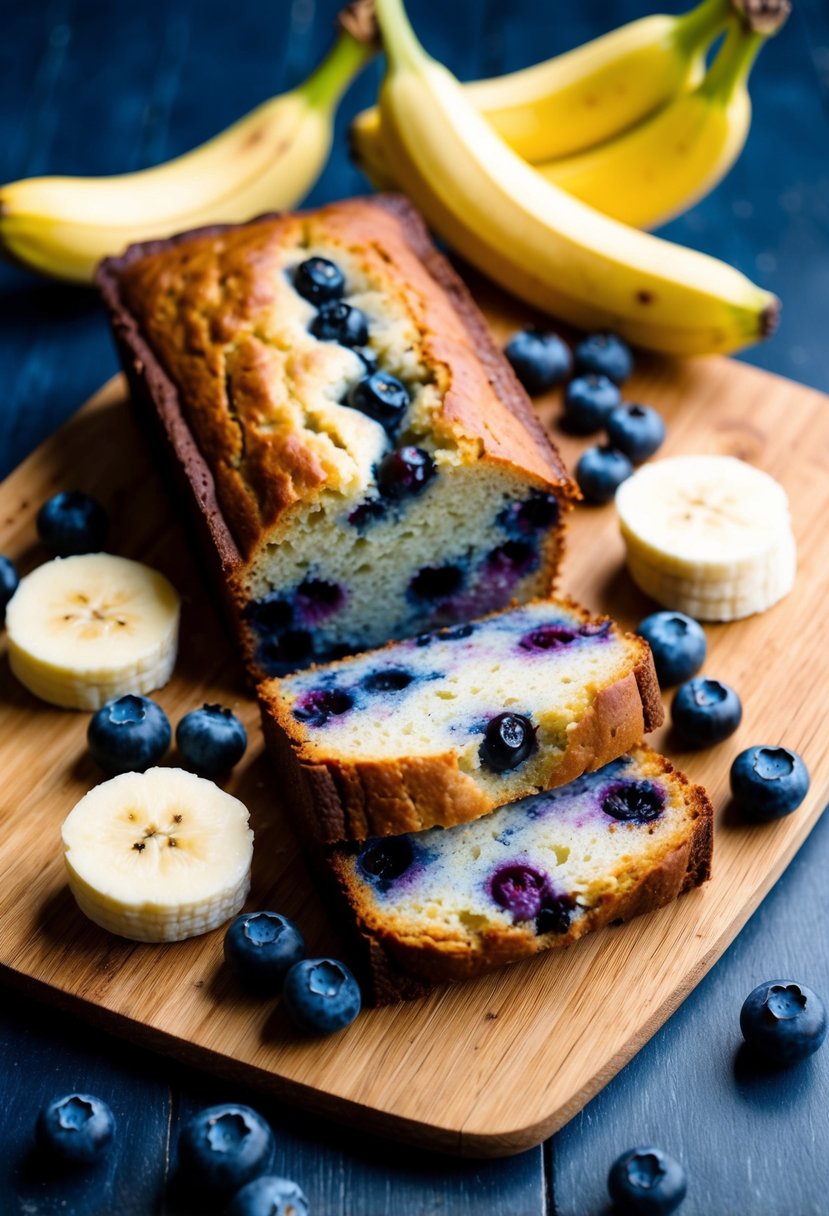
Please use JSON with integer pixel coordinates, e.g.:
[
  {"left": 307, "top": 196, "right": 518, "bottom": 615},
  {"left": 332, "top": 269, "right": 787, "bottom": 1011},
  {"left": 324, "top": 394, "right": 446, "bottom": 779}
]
[
  {"left": 616, "top": 454, "right": 796, "bottom": 621},
  {"left": 6, "top": 553, "right": 180, "bottom": 710},
  {"left": 62, "top": 767, "right": 253, "bottom": 942}
]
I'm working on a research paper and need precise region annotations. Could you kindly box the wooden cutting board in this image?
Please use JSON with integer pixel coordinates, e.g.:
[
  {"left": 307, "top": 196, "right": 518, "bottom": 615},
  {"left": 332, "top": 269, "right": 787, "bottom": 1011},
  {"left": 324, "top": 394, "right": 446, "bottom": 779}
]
[{"left": 1, "top": 293, "right": 827, "bottom": 1157}]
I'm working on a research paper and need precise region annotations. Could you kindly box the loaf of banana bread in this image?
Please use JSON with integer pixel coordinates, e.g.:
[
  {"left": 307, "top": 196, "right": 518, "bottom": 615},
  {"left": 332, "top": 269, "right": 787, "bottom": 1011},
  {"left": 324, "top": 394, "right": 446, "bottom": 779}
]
[{"left": 97, "top": 196, "right": 576, "bottom": 680}]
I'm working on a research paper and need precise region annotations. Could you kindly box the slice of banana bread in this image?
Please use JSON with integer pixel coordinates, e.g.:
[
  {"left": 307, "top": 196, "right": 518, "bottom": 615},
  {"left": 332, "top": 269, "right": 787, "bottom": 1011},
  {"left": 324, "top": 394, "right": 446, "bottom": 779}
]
[
  {"left": 97, "top": 196, "right": 576, "bottom": 680},
  {"left": 327, "top": 746, "right": 713, "bottom": 1001},
  {"left": 258, "top": 597, "right": 664, "bottom": 843}
]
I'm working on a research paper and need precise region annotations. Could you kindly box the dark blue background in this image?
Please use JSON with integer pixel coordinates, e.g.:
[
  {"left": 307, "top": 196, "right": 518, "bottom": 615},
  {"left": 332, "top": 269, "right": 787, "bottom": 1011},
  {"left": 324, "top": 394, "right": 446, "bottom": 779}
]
[{"left": 1, "top": 2, "right": 828, "bottom": 1213}]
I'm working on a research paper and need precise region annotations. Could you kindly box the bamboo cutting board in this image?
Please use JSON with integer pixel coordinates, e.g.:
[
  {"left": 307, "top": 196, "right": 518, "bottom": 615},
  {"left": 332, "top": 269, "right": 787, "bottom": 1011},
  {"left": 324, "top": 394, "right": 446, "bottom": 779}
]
[{"left": 1, "top": 295, "right": 827, "bottom": 1156}]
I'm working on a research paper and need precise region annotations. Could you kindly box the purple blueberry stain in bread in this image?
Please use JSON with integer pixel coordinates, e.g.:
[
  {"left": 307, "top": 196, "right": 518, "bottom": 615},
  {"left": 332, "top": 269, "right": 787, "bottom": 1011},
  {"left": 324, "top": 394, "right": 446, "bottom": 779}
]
[
  {"left": 486, "top": 540, "right": 538, "bottom": 581},
  {"left": 579, "top": 619, "right": 612, "bottom": 638},
  {"left": 601, "top": 780, "right": 665, "bottom": 823},
  {"left": 520, "top": 625, "right": 578, "bottom": 652},
  {"left": 293, "top": 687, "right": 354, "bottom": 727},
  {"left": 479, "top": 713, "right": 538, "bottom": 772},
  {"left": 294, "top": 578, "right": 346, "bottom": 626},
  {"left": 488, "top": 863, "right": 550, "bottom": 922}
]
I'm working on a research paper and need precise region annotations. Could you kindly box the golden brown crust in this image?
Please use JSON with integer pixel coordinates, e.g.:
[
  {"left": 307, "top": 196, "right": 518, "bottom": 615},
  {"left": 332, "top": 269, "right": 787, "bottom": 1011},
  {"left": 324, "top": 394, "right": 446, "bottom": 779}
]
[
  {"left": 327, "top": 749, "right": 714, "bottom": 1002},
  {"left": 97, "top": 197, "right": 575, "bottom": 568},
  {"left": 258, "top": 602, "right": 664, "bottom": 843}
]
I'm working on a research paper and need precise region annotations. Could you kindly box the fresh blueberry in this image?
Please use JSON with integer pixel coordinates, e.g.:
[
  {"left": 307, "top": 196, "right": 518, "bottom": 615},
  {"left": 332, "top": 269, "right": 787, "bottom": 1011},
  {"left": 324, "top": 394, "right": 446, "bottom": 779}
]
[
  {"left": 310, "top": 300, "right": 368, "bottom": 347},
  {"left": 293, "top": 688, "right": 353, "bottom": 727},
  {"left": 37, "top": 490, "right": 108, "bottom": 557},
  {"left": 606, "top": 403, "right": 666, "bottom": 463},
  {"left": 409, "top": 564, "right": 464, "bottom": 601},
  {"left": 602, "top": 780, "right": 665, "bottom": 823},
  {"left": 740, "top": 980, "right": 828, "bottom": 1064},
  {"left": 363, "top": 668, "right": 414, "bottom": 693},
  {"left": 282, "top": 958, "right": 361, "bottom": 1034},
  {"left": 730, "top": 746, "right": 810, "bottom": 820},
  {"left": 359, "top": 836, "right": 414, "bottom": 883},
  {"left": 37, "top": 1093, "right": 115, "bottom": 1166},
  {"left": 563, "top": 373, "right": 621, "bottom": 434},
  {"left": 479, "top": 712, "right": 537, "bottom": 772},
  {"left": 178, "top": 1104, "right": 275, "bottom": 1195},
  {"left": 575, "top": 331, "right": 634, "bottom": 384},
  {"left": 293, "top": 256, "right": 345, "bottom": 305},
  {"left": 504, "top": 327, "right": 572, "bottom": 395},
  {"left": 377, "top": 446, "right": 436, "bottom": 500},
  {"left": 636, "top": 611, "right": 706, "bottom": 687},
  {"left": 489, "top": 863, "right": 549, "bottom": 920},
  {"left": 348, "top": 372, "right": 410, "bottom": 428},
  {"left": 576, "top": 445, "right": 634, "bottom": 503},
  {"left": 87, "top": 694, "right": 171, "bottom": 774},
  {"left": 672, "top": 677, "right": 742, "bottom": 747},
  {"left": 226, "top": 1175, "right": 310, "bottom": 1216},
  {"left": 607, "top": 1145, "right": 687, "bottom": 1215},
  {"left": 0, "top": 554, "right": 20, "bottom": 622},
  {"left": 224, "top": 911, "right": 305, "bottom": 994},
  {"left": 176, "top": 704, "right": 247, "bottom": 778}
]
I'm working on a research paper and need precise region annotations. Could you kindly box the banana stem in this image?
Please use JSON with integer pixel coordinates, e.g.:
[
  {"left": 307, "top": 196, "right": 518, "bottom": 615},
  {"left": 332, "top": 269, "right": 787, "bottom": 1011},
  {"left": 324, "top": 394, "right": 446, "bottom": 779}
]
[
  {"left": 698, "top": 21, "right": 766, "bottom": 100},
  {"left": 673, "top": 0, "right": 736, "bottom": 55},
  {"left": 301, "top": 27, "right": 375, "bottom": 109},
  {"left": 374, "top": 0, "right": 426, "bottom": 70}
]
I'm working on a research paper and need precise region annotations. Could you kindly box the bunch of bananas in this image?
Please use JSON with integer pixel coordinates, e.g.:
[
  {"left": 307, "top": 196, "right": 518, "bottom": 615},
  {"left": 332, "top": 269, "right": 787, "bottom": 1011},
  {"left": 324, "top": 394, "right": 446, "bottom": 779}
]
[{"left": 0, "top": 0, "right": 788, "bottom": 357}]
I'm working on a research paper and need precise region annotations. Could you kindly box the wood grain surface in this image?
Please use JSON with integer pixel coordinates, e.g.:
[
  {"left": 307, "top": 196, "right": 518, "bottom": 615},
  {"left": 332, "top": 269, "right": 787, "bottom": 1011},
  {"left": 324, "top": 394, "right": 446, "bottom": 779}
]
[{"left": 1, "top": 302, "right": 826, "bottom": 1157}]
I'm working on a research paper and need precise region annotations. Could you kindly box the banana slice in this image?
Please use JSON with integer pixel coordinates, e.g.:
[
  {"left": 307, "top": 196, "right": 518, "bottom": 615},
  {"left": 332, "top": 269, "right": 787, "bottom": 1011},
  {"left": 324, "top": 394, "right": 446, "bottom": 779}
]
[
  {"left": 6, "top": 553, "right": 180, "bottom": 709},
  {"left": 616, "top": 454, "right": 796, "bottom": 621},
  {"left": 61, "top": 767, "right": 253, "bottom": 942}
]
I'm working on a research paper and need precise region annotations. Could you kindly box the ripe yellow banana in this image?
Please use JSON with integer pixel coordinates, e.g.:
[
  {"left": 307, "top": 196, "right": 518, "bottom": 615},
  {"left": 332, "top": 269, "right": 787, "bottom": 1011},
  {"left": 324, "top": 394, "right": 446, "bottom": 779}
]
[
  {"left": 538, "top": 4, "right": 788, "bottom": 230},
  {"left": 373, "top": 0, "right": 778, "bottom": 357},
  {"left": 353, "top": 0, "right": 732, "bottom": 168},
  {"left": 0, "top": 24, "right": 373, "bottom": 283}
]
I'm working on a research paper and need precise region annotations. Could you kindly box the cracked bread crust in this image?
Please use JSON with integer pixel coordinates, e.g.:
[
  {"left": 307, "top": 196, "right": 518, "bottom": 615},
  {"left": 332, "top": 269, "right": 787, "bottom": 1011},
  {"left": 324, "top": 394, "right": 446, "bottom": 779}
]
[
  {"left": 326, "top": 748, "right": 713, "bottom": 1002},
  {"left": 258, "top": 598, "right": 664, "bottom": 844},
  {"left": 96, "top": 195, "right": 576, "bottom": 570}
]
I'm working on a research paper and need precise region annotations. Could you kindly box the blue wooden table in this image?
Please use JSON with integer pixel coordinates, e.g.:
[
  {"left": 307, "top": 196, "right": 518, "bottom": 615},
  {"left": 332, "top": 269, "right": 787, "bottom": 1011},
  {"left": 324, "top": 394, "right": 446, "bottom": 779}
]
[{"left": 1, "top": 3, "right": 828, "bottom": 1212}]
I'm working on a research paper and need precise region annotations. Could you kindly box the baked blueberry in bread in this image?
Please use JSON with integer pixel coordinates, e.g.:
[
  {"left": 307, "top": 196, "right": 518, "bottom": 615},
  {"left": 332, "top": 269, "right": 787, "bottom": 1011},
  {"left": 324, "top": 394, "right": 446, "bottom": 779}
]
[
  {"left": 258, "top": 597, "right": 663, "bottom": 843},
  {"left": 327, "top": 746, "right": 712, "bottom": 1000},
  {"left": 97, "top": 196, "right": 576, "bottom": 680}
]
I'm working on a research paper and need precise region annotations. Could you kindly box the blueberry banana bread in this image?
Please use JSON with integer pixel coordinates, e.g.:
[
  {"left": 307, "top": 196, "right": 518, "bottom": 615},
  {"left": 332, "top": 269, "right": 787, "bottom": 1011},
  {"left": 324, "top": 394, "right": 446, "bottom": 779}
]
[
  {"left": 258, "top": 597, "right": 663, "bottom": 843},
  {"left": 327, "top": 746, "right": 713, "bottom": 1001},
  {"left": 96, "top": 196, "right": 576, "bottom": 679}
]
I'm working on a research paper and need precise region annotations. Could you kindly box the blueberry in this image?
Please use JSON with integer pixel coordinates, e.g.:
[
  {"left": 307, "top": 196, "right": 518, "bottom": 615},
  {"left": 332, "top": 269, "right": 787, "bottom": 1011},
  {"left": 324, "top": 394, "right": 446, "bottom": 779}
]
[
  {"left": 487, "top": 540, "right": 537, "bottom": 577},
  {"left": 607, "top": 1145, "right": 687, "bottom": 1215},
  {"left": 310, "top": 300, "right": 368, "bottom": 346},
  {"left": 489, "top": 863, "right": 549, "bottom": 920},
  {"left": 293, "top": 688, "right": 353, "bottom": 727},
  {"left": 176, "top": 704, "right": 247, "bottom": 778},
  {"left": 740, "top": 980, "right": 828, "bottom": 1064},
  {"left": 377, "top": 446, "right": 436, "bottom": 500},
  {"left": 563, "top": 373, "right": 622, "bottom": 434},
  {"left": 87, "top": 694, "right": 171, "bottom": 774},
  {"left": 224, "top": 911, "right": 305, "bottom": 993},
  {"left": 282, "top": 958, "right": 361, "bottom": 1034},
  {"left": 438, "top": 623, "right": 475, "bottom": 640},
  {"left": 409, "top": 564, "right": 464, "bottom": 601},
  {"left": 359, "top": 836, "right": 414, "bottom": 882},
  {"left": 672, "top": 677, "right": 742, "bottom": 747},
  {"left": 37, "top": 490, "right": 108, "bottom": 557},
  {"left": 363, "top": 668, "right": 414, "bottom": 693},
  {"left": 347, "top": 499, "right": 386, "bottom": 529},
  {"left": 504, "top": 327, "right": 572, "bottom": 395},
  {"left": 535, "top": 894, "right": 575, "bottom": 936},
  {"left": 37, "top": 1093, "right": 115, "bottom": 1166},
  {"left": 519, "top": 625, "right": 577, "bottom": 652},
  {"left": 500, "top": 491, "right": 561, "bottom": 535},
  {"left": 606, "top": 403, "right": 666, "bottom": 463},
  {"left": 636, "top": 611, "right": 706, "bottom": 687},
  {"left": 242, "top": 595, "right": 294, "bottom": 633},
  {"left": 602, "top": 780, "right": 665, "bottom": 823},
  {"left": 576, "top": 445, "right": 634, "bottom": 503},
  {"left": 348, "top": 372, "right": 410, "bottom": 428},
  {"left": 479, "top": 712, "right": 537, "bottom": 772},
  {"left": 0, "top": 554, "right": 20, "bottom": 622},
  {"left": 256, "top": 629, "right": 315, "bottom": 675},
  {"left": 730, "top": 746, "right": 810, "bottom": 820},
  {"left": 178, "top": 1104, "right": 275, "bottom": 1195},
  {"left": 226, "top": 1175, "right": 310, "bottom": 1216},
  {"left": 295, "top": 578, "right": 345, "bottom": 624},
  {"left": 293, "top": 256, "right": 345, "bottom": 305},
  {"left": 575, "top": 331, "right": 634, "bottom": 384}
]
